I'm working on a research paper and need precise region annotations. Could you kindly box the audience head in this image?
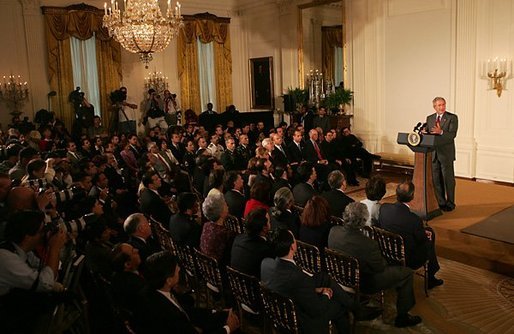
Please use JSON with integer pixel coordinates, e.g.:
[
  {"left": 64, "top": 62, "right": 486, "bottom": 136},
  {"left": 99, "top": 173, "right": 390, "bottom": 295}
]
[
  {"left": 111, "top": 243, "right": 141, "bottom": 273},
  {"left": 19, "top": 147, "right": 39, "bottom": 165},
  {"left": 26, "top": 159, "right": 46, "bottom": 180},
  {"left": 308, "top": 129, "right": 318, "bottom": 141},
  {"left": 202, "top": 192, "right": 228, "bottom": 222},
  {"left": 142, "top": 171, "right": 161, "bottom": 189},
  {"left": 365, "top": 176, "right": 387, "bottom": 201},
  {"left": 7, "top": 187, "right": 38, "bottom": 212},
  {"left": 271, "top": 229, "right": 296, "bottom": 258},
  {"left": 327, "top": 170, "right": 347, "bottom": 191},
  {"left": 5, "top": 210, "right": 45, "bottom": 246},
  {"left": 297, "top": 162, "right": 316, "bottom": 183},
  {"left": 273, "top": 187, "right": 294, "bottom": 212},
  {"left": 396, "top": 181, "right": 415, "bottom": 203},
  {"left": 0, "top": 173, "right": 12, "bottom": 202},
  {"left": 272, "top": 165, "right": 287, "bottom": 180},
  {"left": 145, "top": 251, "right": 179, "bottom": 291},
  {"left": 177, "top": 192, "right": 199, "bottom": 215},
  {"left": 343, "top": 202, "right": 369, "bottom": 230},
  {"left": 223, "top": 171, "right": 243, "bottom": 192},
  {"left": 245, "top": 208, "right": 270, "bottom": 237},
  {"left": 301, "top": 196, "right": 330, "bottom": 227},
  {"left": 250, "top": 181, "right": 271, "bottom": 204},
  {"left": 123, "top": 213, "right": 151, "bottom": 239}
]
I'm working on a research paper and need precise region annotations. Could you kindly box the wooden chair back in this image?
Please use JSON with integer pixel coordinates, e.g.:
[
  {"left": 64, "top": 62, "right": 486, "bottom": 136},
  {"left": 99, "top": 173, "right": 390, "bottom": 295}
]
[
  {"left": 294, "top": 240, "right": 322, "bottom": 275},
  {"left": 259, "top": 283, "right": 299, "bottom": 334}
]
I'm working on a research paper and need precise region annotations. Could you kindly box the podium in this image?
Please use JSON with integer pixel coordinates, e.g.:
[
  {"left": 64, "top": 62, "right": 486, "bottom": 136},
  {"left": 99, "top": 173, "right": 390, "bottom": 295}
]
[{"left": 397, "top": 133, "right": 442, "bottom": 220}]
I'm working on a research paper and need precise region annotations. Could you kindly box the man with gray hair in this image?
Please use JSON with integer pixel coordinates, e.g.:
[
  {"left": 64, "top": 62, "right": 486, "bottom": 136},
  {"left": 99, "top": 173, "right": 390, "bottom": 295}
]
[
  {"left": 328, "top": 202, "right": 421, "bottom": 328},
  {"left": 321, "top": 170, "right": 354, "bottom": 218},
  {"left": 123, "top": 213, "right": 160, "bottom": 265}
]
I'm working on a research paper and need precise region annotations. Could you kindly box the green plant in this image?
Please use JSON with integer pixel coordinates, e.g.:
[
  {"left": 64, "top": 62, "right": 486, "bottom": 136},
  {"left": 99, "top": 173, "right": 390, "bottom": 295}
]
[
  {"left": 323, "top": 88, "right": 354, "bottom": 111},
  {"left": 285, "top": 87, "right": 309, "bottom": 113}
]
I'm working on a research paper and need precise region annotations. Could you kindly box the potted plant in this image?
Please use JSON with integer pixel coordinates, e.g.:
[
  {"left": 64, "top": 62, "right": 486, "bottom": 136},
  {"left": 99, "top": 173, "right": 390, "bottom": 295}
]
[
  {"left": 323, "top": 88, "right": 354, "bottom": 114},
  {"left": 283, "top": 87, "right": 309, "bottom": 114}
]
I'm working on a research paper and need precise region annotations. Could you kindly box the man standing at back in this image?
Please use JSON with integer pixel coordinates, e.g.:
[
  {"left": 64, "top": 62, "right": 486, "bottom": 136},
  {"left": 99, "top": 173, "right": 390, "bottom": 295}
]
[{"left": 425, "top": 97, "right": 458, "bottom": 212}]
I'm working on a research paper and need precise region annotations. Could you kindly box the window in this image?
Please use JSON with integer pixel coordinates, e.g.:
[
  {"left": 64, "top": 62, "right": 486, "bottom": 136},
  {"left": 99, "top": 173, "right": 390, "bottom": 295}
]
[
  {"left": 70, "top": 36, "right": 101, "bottom": 115},
  {"left": 197, "top": 38, "right": 217, "bottom": 111},
  {"left": 334, "top": 47, "right": 343, "bottom": 87}
]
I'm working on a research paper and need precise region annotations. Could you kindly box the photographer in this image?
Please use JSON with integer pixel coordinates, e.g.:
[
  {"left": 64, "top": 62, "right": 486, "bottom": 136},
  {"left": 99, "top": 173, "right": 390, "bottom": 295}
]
[
  {"left": 163, "top": 90, "right": 179, "bottom": 127},
  {"left": 111, "top": 86, "right": 138, "bottom": 135},
  {"left": 144, "top": 89, "right": 167, "bottom": 131},
  {"left": 0, "top": 210, "right": 67, "bottom": 332},
  {"left": 69, "top": 87, "right": 95, "bottom": 139}
]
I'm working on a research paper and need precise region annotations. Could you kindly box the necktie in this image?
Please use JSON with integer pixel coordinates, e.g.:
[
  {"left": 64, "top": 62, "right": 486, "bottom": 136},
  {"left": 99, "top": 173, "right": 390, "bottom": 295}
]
[
  {"left": 313, "top": 141, "right": 323, "bottom": 160},
  {"left": 436, "top": 115, "right": 441, "bottom": 127}
]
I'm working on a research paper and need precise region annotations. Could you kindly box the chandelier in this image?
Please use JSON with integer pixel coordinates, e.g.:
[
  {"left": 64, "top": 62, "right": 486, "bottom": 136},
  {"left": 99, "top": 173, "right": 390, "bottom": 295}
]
[
  {"left": 0, "top": 75, "right": 29, "bottom": 117},
  {"left": 144, "top": 71, "right": 169, "bottom": 93},
  {"left": 103, "top": 0, "right": 184, "bottom": 68}
]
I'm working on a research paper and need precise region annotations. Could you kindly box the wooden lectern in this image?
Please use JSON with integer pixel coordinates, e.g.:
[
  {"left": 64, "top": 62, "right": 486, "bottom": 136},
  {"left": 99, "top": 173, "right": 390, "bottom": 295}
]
[{"left": 397, "top": 133, "right": 442, "bottom": 220}]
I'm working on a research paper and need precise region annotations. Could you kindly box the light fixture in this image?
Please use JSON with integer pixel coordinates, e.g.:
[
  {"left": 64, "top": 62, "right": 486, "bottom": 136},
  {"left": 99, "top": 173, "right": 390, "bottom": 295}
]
[
  {"left": 103, "top": 0, "right": 184, "bottom": 69},
  {"left": 144, "top": 71, "right": 169, "bottom": 93},
  {"left": 0, "top": 74, "right": 29, "bottom": 117},
  {"left": 481, "top": 58, "right": 510, "bottom": 97}
]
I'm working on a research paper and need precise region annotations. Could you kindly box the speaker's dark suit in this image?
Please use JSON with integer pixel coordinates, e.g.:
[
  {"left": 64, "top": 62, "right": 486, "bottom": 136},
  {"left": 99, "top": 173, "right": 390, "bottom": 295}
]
[
  {"left": 425, "top": 111, "right": 458, "bottom": 209},
  {"left": 230, "top": 233, "right": 274, "bottom": 279},
  {"left": 321, "top": 189, "right": 354, "bottom": 218},
  {"left": 261, "top": 257, "right": 355, "bottom": 334},
  {"left": 292, "top": 182, "right": 317, "bottom": 207},
  {"left": 378, "top": 202, "right": 440, "bottom": 276},
  {"left": 168, "top": 213, "right": 202, "bottom": 248},
  {"left": 141, "top": 289, "right": 228, "bottom": 334},
  {"left": 139, "top": 188, "right": 173, "bottom": 225},
  {"left": 328, "top": 226, "right": 416, "bottom": 315},
  {"left": 224, "top": 189, "right": 246, "bottom": 219}
]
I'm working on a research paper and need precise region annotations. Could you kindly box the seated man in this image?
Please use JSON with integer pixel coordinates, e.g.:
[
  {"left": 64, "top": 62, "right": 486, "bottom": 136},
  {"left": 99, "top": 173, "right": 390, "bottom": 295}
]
[
  {"left": 123, "top": 213, "right": 160, "bottom": 265},
  {"left": 0, "top": 210, "right": 67, "bottom": 333},
  {"left": 168, "top": 192, "right": 202, "bottom": 248},
  {"left": 339, "top": 126, "right": 381, "bottom": 178},
  {"left": 230, "top": 208, "right": 274, "bottom": 278},
  {"left": 292, "top": 162, "right": 318, "bottom": 207},
  {"left": 378, "top": 181, "right": 443, "bottom": 289},
  {"left": 328, "top": 203, "right": 422, "bottom": 328},
  {"left": 142, "top": 251, "right": 240, "bottom": 334},
  {"left": 261, "top": 229, "right": 367, "bottom": 334},
  {"left": 139, "top": 171, "right": 173, "bottom": 224},
  {"left": 321, "top": 170, "right": 354, "bottom": 218}
]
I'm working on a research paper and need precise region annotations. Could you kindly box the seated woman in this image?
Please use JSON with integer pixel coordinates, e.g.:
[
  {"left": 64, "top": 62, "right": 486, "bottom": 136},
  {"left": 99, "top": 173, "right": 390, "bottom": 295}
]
[
  {"left": 298, "top": 195, "right": 333, "bottom": 251},
  {"left": 243, "top": 180, "right": 271, "bottom": 218},
  {"left": 269, "top": 187, "right": 301, "bottom": 238},
  {"left": 360, "top": 176, "right": 387, "bottom": 227},
  {"left": 199, "top": 192, "right": 235, "bottom": 266}
]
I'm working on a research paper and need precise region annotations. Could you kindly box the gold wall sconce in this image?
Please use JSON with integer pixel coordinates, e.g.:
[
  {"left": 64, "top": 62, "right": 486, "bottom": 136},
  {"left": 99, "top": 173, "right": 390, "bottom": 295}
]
[{"left": 482, "top": 58, "right": 510, "bottom": 97}]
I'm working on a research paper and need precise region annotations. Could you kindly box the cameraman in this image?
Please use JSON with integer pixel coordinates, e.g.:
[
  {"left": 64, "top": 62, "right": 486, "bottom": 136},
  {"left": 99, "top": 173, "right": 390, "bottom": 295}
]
[
  {"left": 144, "top": 89, "right": 167, "bottom": 131},
  {"left": 0, "top": 210, "right": 67, "bottom": 332},
  {"left": 113, "top": 86, "right": 138, "bottom": 135}
]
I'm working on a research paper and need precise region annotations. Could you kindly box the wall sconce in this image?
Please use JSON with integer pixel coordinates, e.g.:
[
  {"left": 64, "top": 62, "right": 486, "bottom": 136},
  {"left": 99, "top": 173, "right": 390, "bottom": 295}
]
[{"left": 481, "top": 58, "right": 510, "bottom": 97}]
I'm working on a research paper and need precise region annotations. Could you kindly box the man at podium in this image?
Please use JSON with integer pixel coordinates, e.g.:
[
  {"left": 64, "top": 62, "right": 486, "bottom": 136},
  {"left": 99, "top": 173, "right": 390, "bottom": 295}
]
[{"left": 425, "top": 97, "right": 458, "bottom": 212}]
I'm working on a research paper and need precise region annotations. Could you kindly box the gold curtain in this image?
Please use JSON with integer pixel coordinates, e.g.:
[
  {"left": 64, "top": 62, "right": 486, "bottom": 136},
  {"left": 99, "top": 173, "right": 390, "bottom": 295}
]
[
  {"left": 177, "top": 14, "right": 232, "bottom": 114},
  {"left": 322, "top": 26, "right": 343, "bottom": 84},
  {"left": 42, "top": 4, "right": 121, "bottom": 131}
]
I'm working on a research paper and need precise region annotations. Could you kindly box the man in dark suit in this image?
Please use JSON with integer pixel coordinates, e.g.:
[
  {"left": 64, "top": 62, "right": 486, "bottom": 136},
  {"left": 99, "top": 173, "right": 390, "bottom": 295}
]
[
  {"left": 286, "top": 130, "right": 305, "bottom": 168},
  {"left": 340, "top": 127, "right": 379, "bottom": 178},
  {"left": 261, "top": 229, "right": 366, "bottom": 334},
  {"left": 223, "top": 171, "right": 246, "bottom": 218},
  {"left": 198, "top": 102, "right": 219, "bottom": 134},
  {"left": 139, "top": 171, "right": 173, "bottom": 224},
  {"left": 320, "top": 130, "right": 359, "bottom": 186},
  {"left": 378, "top": 182, "right": 443, "bottom": 289},
  {"left": 425, "top": 97, "right": 458, "bottom": 211},
  {"left": 230, "top": 208, "right": 274, "bottom": 278},
  {"left": 168, "top": 192, "right": 202, "bottom": 248},
  {"left": 169, "top": 131, "right": 186, "bottom": 164},
  {"left": 292, "top": 162, "right": 318, "bottom": 207},
  {"left": 303, "top": 129, "right": 330, "bottom": 184},
  {"left": 321, "top": 170, "right": 354, "bottom": 218},
  {"left": 235, "top": 134, "right": 252, "bottom": 170},
  {"left": 142, "top": 251, "right": 240, "bottom": 334},
  {"left": 270, "top": 133, "right": 289, "bottom": 167},
  {"left": 328, "top": 203, "right": 422, "bottom": 328},
  {"left": 220, "top": 138, "right": 239, "bottom": 171},
  {"left": 123, "top": 213, "right": 160, "bottom": 265}
]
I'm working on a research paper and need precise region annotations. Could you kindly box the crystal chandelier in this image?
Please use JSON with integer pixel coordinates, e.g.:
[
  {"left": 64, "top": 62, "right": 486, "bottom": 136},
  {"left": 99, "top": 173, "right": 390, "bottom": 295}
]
[
  {"left": 103, "top": 0, "right": 184, "bottom": 68},
  {"left": 0, "top": 75, "right": 29, "bottom": 117}
]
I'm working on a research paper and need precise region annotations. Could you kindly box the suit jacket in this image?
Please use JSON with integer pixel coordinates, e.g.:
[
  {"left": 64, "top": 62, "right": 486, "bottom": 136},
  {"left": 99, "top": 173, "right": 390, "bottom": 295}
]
[
  {"left": 168, "top": 213, "right": 202, "bottom": 248},
  {"left": 261, "top": 258, "right": 341, "bottom": 333},
  {"left": 230, "top": 233, "right": 274, "bottom": 278},
  {"left": 169, "top": 142, "right": 186, "bottom": 164},
  {"left": 287, "top": 141, "right": 304, "bottom": 165},
  {"left": 139, "top": 188, "right": 173, "bottom": 225},
  {"left": 224, "top": 189, "right": 246, "bottom": 218},
  {"left": 271, "top": 146, "right": 289, "bottom": 167},
  {"left": 303, "top": 139, "right": 324, "bottom": 164},
  {"left": 378, "top": 202, "right": 429, "bottom": 268},
  {"left": 142, "top": 289, "right": 227, "bottom": 334},
  {"left": 235, "top": 145, "right": 252, "bottom": 170},
  {"left": 292, "top": 182, "right": 316, "bottom": 207},
  {"left": 220, "top": 149, "right": 239, "bottom": 171},
  {"left": 321, "top": 189, "right": 354, "bottom": 218},
  {"left": 425, "top": 111, "right": 458, "bottom": 163},
  {"left": 111, "top": 271, "right": 148, "bottom": 317},
  {"left": 127, "top": 236, "right": 160, "bottom": 264}
]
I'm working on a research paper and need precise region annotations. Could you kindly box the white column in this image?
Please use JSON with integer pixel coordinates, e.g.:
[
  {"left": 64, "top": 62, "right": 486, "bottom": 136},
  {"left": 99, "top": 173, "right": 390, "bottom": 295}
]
[{"left": 19, "top": 0, "right": 50, "bottom": 118}]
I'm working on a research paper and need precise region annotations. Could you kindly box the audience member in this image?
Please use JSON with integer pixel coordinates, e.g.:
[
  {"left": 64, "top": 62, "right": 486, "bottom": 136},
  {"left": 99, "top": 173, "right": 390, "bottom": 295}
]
[
  {"left": 361, "top": 176, "right": 387, "bottom": 226},
  {"left": 299, "top": 195, "right": 333, "bottom": 251},
  {"left": 321, "top": 170, "right": 354, "bottom": 218},
  {"left": 269, "top": 187, "right": 301, "bottom": 237},
  {"left": 168, "top": 192, "right": 202, "bottom": 248}
]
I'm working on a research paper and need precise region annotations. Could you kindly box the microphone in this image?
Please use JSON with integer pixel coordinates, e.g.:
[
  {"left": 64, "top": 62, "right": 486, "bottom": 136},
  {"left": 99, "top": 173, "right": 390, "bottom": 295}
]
[{"left": 413, "top": 122, "right": 422, "bottom": 132}]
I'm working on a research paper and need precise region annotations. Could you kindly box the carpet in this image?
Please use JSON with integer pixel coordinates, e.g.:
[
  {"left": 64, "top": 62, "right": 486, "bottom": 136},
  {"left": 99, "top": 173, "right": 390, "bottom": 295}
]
[{"left": 462, "top": 205, "right": 514, "bottom": 244}]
